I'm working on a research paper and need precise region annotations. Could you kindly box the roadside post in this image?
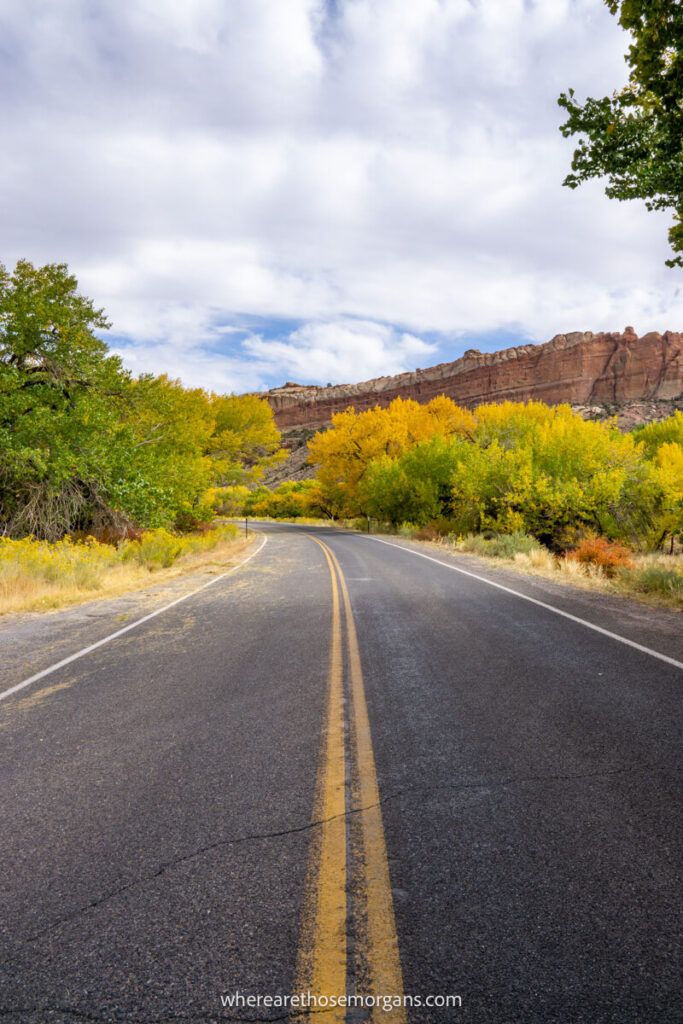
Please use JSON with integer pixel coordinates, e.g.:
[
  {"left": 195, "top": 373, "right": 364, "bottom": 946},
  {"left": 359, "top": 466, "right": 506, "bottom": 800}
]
[{"left": 245, "top": 516, "right": 249, "bottom": 537}]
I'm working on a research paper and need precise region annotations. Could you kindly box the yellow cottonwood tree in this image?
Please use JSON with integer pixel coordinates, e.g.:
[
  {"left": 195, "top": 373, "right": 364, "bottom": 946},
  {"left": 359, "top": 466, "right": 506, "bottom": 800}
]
[
  {"left": 307, "top": 396, "right": 475, "bottom": 516},
  {"left": 652, "top": 441, "right": 683, "bottom": 549}
]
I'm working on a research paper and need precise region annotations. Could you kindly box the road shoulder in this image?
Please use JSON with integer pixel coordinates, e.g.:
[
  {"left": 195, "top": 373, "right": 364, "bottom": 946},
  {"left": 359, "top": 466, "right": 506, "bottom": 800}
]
[
  {"left": 0, "top": 537, "right": 260, "bottom": 691},
  {"left": 362, "top": 533, "right": 683, "bottom": 664}
]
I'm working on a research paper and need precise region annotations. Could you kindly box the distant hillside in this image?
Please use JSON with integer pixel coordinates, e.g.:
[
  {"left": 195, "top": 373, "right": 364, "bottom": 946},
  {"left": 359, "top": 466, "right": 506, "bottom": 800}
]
[
  {"left": 265, "top": 328, "right": 682, "bottom": 429},
  {"left": 261, "top": 328, "right": 683, "bottom": 484}
]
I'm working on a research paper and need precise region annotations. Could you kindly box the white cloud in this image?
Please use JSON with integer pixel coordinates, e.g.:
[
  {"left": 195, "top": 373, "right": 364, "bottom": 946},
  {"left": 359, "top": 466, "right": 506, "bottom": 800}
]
[
  {"left": 109, "top": 317, "right": 435, "bottom": 393},
  {"left": 244, "top": 320, "right": 437, "bottom": 384},
  {"left": 1, "top": 0, "right": 681, "bottom": 390},
  {"left": 110, "top": 339, "right": 265, "bottom": 395}
]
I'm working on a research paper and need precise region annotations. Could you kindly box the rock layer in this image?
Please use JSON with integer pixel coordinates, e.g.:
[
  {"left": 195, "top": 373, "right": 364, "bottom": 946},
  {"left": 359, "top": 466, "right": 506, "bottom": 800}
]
[{"left": 265, "top": 329, "right": 683, "bottom": 430}]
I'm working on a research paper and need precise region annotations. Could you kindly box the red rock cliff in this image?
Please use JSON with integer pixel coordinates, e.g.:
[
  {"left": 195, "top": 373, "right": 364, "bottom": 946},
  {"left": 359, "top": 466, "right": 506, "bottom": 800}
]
[{"left": 265, "top": 329, "right": 683, "bottom": 430}]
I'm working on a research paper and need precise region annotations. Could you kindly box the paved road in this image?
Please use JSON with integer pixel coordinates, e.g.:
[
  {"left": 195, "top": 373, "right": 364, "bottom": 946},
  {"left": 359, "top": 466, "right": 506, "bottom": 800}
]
[{"left": 0, "top": 523, "right": 681, "bottom": 1024}]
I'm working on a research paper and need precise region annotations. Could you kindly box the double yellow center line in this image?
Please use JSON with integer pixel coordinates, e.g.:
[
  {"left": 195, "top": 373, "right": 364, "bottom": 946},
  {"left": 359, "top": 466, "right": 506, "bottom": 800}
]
[{"left": 294, "top": 537, "right": 406, "bottom": 1023}]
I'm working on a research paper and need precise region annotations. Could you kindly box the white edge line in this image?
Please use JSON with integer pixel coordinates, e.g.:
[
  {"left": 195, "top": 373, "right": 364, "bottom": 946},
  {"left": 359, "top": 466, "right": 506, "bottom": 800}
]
[
  {"left": 0, "top": 534, "right": 268, "bottom": 705},
  {"left": 365, "top": 535, "right": 683, "bottom": 671}
]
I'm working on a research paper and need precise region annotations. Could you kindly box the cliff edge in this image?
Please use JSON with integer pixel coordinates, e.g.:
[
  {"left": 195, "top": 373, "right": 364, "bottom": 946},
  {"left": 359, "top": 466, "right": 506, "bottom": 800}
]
[{"left": 265, "top": 329, "right": 683, "bottom": 431}]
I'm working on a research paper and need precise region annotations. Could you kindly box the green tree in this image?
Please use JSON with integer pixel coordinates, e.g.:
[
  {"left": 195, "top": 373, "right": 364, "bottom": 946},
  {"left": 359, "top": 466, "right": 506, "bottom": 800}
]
[
  {"left": 307, "top": 396, "right": 475, "bottom": 517},
  {"left": 558, "top": 1, "right": 683, "bottom": 266},
  {"left": 633, "top": 413, "right": 683, "bottom": 546},
  {"left": 362, "top": 436, "right": 461, "bottom": 526},
  {"left": 243, "top": 479, "right": 323, "bottom": 519},
  {"left": 632, "top": 409, "right": 683, "bottom": 454},
  {"left": 109, "top": 375, "right": 218, "bottom": 530},
  {"left": 465, "top": 403, "right": 653, "bottom": 546},
  {"left": 0, "top": 259, "right": 129, "bottom": 537},
  {"left": 210, "top": 393, "right": 283, "bottom": 485},
  {"left": 0, "top": 259, "right": 283, "bottom": 538},
  {"left": 111, "top": 386, "right": 282, "bottom": 530}
]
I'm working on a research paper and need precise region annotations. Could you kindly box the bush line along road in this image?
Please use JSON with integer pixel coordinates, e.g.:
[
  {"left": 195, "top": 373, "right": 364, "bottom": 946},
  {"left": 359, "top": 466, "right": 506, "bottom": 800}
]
[{"left": 1, "top": 522, "right": 681, "bottom": 1023}]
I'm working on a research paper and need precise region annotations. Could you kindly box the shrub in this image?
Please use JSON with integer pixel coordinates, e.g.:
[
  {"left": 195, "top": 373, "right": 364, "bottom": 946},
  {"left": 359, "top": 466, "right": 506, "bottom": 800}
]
[
  {"left": 413, "top": 525, "right": 440, "bottom": 541},
  {"left": 513, "top": 548, "right": 557, "bottom": 572},
  {"left": 121, "top": 525, "right": 239, "bottom": 569},
  {"left": 397, "top": 522, "right": 418, "bottom": 537},
  {"left": 413, "top": 518, "right": 456, "bottom": 541},
  {"left": 623, "top": 565, "right": 683, "bottom": 601},
  {"left": 174, "top": 502, "right": 216, "bottom": 532},
  {"left": 0, "top": 535, "right": 118, "bottom": 593},
  {"left": 459, "top": 531, "right": 544, "bottom": 559},
  {"left": 122, "top": 528, "right": 183, "bottom": 568},
  {"left": 0, "top": 525, "right": 243, "bottom": 614},
  {"left": 344, "top": 517, "right": 373, "bottom": 532},
  {"left": 175, "top": 524, "right": 238, "bottom": 559},
  {"left": 567, "top": 535, "right": 634, "bottom": 576}
]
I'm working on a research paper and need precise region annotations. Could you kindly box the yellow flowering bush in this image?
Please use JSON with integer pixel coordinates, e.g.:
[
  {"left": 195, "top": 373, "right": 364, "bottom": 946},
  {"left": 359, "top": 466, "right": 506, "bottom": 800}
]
[{"left": 0, "top": 524, "right": 241, "bottom": 612}]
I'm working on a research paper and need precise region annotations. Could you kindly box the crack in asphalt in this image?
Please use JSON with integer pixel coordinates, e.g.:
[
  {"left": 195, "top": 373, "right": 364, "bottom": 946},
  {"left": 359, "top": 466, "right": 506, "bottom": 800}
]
[
  {"left": 387, "top": 759, "right": 681, "bottom": 802},
  {"left": 20, "top": 760, "right": 677, "bottom": 946},
  {"left": 22, "top": 804, "right": 377, "bottom": 944}
]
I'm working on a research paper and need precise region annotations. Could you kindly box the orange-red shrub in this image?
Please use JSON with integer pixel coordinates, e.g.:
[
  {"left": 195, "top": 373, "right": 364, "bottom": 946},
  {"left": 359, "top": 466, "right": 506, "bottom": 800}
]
[
  {"left": 567, "top": 535, "right": 634, "bottom": 576},
  {"left": 413, "top": 518, "right": 455, "bottom": 541}
]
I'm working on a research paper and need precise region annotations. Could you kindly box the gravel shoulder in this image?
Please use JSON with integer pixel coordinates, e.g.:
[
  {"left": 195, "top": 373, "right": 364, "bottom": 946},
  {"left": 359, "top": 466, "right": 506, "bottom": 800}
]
[{"left": 0, "top": 537, "right": 256, "bottom": 690}]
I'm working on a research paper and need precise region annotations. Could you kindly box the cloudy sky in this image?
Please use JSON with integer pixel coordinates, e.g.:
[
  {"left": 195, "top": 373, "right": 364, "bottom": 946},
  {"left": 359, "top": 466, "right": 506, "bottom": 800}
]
[{"left": 1, "top": 0, "right": 681, "bottom": 392}]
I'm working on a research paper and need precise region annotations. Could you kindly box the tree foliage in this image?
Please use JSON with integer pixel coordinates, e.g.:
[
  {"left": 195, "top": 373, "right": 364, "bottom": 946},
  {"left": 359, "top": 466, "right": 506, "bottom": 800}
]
[
  {"left": 448, "top": 403, "right": 653, "bottom": 546},
  {"left": 632, "top": 411, "right": 683, "bottom": 546},
  {"left": 303, "top": 397, "right": 682, "bottom": 550},
  {"left": 242, "top": 479, "right": 330, "bottom": 519},
  {"left": 632, "top": 408, "right": 683, "bottom": 453},
  {"left": 209, "top": 393, "right": 283, "bottom": 483},
  {"left": 307, "top": 396, "right": 475, "bottom": 517},
  {"left": 362, "top": 436, "right": 462, "bottom": 526},
  {"left": 558, "top": 0, "right": 683, "bottom": 266},
  {"left": 0, "top": 260, "right": 281, "bottom": 538}
]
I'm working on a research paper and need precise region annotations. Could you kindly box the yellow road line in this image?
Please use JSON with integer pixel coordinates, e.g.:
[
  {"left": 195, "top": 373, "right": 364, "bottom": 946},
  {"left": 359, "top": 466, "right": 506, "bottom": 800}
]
[
  {"left": 324, "top": 542, "right": 407, "bottom": 1024},
  {"left": 294, "top": 538, "right": 347, "bottom": 1022}
]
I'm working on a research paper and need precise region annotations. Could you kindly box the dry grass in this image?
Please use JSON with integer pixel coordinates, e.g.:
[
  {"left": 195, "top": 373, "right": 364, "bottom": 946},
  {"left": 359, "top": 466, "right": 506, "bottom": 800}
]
[
  {"left": 391, "top": 530, "right": 683, "bottom": 611},
  {"left": 512, "top": 549, "right": 607, "bottom": 584},
  {"left": 477, "top": 544, "right": 682, "bottom": 610},
  {"left": 513, "top": 548, "right": 556, "bottom": 573},
  {"left": 0, "top": 526, "right": 250, "bottom": 615},
  {"left": 505, "top": 547, "right": 682, "bottom": 607}
]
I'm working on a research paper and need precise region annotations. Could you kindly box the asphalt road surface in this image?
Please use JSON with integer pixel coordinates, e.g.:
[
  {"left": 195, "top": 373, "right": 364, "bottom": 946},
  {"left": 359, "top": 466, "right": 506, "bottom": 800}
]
[{"left": 1, "top": 523, "right": 681, "bottom": 1024}]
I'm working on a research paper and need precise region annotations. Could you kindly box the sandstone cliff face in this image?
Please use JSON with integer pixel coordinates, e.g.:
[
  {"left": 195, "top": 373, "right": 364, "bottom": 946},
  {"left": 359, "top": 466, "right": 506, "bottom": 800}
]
[{"left": 265, "top": 329, "right": 683, "bottom": 430}]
